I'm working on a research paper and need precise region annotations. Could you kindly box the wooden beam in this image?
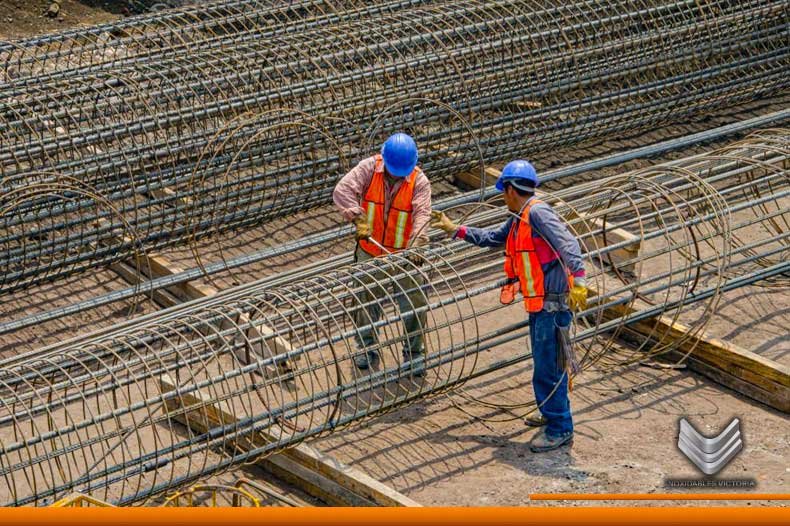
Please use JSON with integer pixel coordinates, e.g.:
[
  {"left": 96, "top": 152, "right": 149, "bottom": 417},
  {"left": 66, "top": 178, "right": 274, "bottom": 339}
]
[
  {"left": 107, "top": 260, "right": 181, "bottom": 309},
  {"left": 134, "top": 252, "right": 218, "bottom": 302},
  {"left": 563, "top": 209, "right": 640, "bottom": 273},
  {"left": 597, "top": 289, "right": 789, "bottom": 412},
  {"left": 93, "top": 217, "right": 209, "bottom": 305},
  {"left": 258, "top": 453, "right": 373, "bottom": 507},
  {"left": 138, "top": 255, "right": 300, "bottom": 368},
  {"left": 673, "top": 352, "right": 789, "bottom": 413},
  {"left": 159, "top": 375, "right": 420, "bottom": 507},
  {"left": 98, "top": 211, "right": 299, "bottom": 368},
  {"left": 454, "top": 166, "right": 500, "bottom": 189},
  {"left": 147, "top": 186, "right": 193, "bottom": 210},
  {"left": 277, "top": 440, "right": 420, "bottom": 507}
]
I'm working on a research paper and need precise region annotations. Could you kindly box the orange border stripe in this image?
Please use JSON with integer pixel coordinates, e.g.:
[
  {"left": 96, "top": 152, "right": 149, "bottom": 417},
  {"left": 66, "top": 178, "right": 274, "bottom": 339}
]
[
  {"left": 0, "top": 507, "right": 789, "bottom": 526},
  {"left": 530, "top": 493, "right": 790, "bottom": 500}
]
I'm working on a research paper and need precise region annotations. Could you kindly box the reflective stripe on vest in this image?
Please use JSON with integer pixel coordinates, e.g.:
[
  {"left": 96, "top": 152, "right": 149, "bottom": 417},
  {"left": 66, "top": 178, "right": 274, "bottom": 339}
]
[
  {"left": 504, "top": 200, "right": 546, "bottom": 313},
  {"left": 358, "top": 154, "right": 419, "bottom": 257}
]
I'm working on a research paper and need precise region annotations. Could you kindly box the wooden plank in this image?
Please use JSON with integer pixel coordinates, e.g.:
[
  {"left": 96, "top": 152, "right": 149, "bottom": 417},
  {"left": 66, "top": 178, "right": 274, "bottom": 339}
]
[
  {"left": 97, "top": 217, "right": 295, "bottom": 365},
  {"left": 259, "top": 453, "right": 373, "bottom": 506},
  {"left": 515, "top": 100, "right": 543, "bottom": 110},
  {"left": 134, "top": 252, "right": 218, "bottom": 303},
  {"left": 598, "top": 291, "right": 789, "bottom": 412},
  {"left": 159, "top": 375, "right": 419, "bottom": 507},
  {"left": 93, "top": 217, "right": 201, "bottom": 304},
  {"left": 563, "top": 209, "right": 640, "bottom": 273},
  {"left": 670, "top": 352, "right": 789, "bottom": 412},
  {"left": 158, "top": 375, "right": 364, "bottom": 506},
  {"left": 233, "top": 312, "right": 300, "bottom": 369},
  {"left": 147, "top": 186, "right": 193, "bottom": 210},
  {"left": 107, "top": 260, "right": 181, "bottom": 309},
  {"left": 454, "top": 166, "right": 500, "bottom": 189},
  {"left": 279, "top": 440, "right": 421, "bottom": 507},
  {"left": 617, "top": 315, "right": 789, "bottom": 388}
]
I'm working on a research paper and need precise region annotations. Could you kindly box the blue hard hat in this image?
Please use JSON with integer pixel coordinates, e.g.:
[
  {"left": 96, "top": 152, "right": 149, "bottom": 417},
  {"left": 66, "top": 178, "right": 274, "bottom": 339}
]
[
  {"left": 495, "top": 160, "right": 539, "bottom": 191},
  {"left": 381, "top": 133, "right": 418, "bottom": 177}
]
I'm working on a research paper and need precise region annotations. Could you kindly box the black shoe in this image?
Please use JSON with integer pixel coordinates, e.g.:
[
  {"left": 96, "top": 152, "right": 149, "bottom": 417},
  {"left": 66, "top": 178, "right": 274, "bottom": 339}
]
[{"left": 354, "top": 351, "right": 380, "bottom": 370}]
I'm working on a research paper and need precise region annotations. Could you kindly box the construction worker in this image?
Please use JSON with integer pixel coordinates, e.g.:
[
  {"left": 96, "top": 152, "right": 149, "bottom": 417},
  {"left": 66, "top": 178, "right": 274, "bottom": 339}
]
[
  {"left": 431, "top": 160, "right": 587, "bottom": 452},
  {"left": 333, "top": 132, "right": 432, "bottom": 374}
]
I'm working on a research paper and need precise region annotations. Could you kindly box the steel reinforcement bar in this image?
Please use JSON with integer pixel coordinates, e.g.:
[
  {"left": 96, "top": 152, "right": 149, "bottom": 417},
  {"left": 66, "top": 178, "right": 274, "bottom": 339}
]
[
  {"left": 0, "top": 1, "right": 787, "bottom": 293},
  {"left": 0, "top": 132, "right": 786, "bottom": 506}
]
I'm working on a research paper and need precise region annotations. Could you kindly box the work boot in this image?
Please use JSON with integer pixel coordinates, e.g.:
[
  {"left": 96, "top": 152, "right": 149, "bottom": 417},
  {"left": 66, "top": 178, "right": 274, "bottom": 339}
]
[
  {"left": 524, "top": 413, "right": 548, "bottom": 427},
  {"left": 354, "top": 351, "right": 380, "bottom": 371},
  {"left": 402, "top": 351, "right": 425, "bottom": 379},
  {"left": 529, "top": 430, "right": 573, "bottom": 453}
]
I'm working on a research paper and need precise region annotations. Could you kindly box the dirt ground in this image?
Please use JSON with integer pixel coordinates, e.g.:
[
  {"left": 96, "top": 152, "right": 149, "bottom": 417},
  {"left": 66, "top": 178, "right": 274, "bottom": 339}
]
[
  {"left": 0, "top": 1, "right": 124, "bottom": 40},
  {"left": 314, "top": 288, "right": 789, "bottom": 506}
]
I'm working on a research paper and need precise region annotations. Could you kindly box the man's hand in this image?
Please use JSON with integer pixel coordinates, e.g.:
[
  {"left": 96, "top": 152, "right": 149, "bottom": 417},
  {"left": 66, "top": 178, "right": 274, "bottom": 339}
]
[
  {"left": 406, "top": 237, "right": 428, "bottom": 266},
  {"left": 353, "top": 215, "right": 371, "bottom": 241},
  {"left": 430, "top": 210, "right": 458, "bottom": 236},
  {"left": 568, "top": 277, "right": 588, "bottom": 312}
]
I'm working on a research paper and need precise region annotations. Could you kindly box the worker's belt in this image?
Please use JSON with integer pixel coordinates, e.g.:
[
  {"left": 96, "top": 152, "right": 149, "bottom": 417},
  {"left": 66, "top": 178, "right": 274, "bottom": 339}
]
[{"left": 542, "top": 292, "right": 569, "bottom": 313}]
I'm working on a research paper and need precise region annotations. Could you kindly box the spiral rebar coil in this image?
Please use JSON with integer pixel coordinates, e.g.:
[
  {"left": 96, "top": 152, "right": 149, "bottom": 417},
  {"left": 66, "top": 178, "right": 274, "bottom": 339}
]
[{"left": 1, "top": 0, "right": 787, "bottom": 293}]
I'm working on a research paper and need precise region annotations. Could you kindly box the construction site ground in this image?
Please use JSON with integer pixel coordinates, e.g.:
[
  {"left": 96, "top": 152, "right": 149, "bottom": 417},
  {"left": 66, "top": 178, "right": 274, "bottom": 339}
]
[
  {"left": 1, "top": 9, "right": 787, "bottom": 507},
  {"left": 0, "top": 1, "right": 124, "bottom": 40}
]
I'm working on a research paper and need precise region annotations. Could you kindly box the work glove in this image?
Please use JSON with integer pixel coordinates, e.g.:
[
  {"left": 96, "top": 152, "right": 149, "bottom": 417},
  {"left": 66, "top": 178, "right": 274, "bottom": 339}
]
[
  {"left": 568, "top": 276, "right": 588, "bottom": 312},
  {"left": 500, "top": 280, "right": 519, "bottom": 305},
  {"left": 353, "top": 215, "right": 371, "bottom": 241},
  {"left": 430, "top": 210, "right": 458, "bottom": 236}
]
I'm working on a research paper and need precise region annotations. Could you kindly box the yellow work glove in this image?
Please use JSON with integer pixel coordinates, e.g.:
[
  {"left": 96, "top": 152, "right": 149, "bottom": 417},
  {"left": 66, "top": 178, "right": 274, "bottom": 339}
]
[
  {"left": 353, "top": 215, "right": 371, "bottom": 241},
  {"left": 568, "top": 277, "right": 588, "bottom": 312},
  {"left": 430, "top": 210, "right": 458, "bottom": 236}
]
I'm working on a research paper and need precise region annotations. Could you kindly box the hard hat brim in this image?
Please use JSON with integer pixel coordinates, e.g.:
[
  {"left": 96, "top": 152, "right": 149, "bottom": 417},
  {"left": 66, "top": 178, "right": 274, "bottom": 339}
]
[
  {"left": 495, "top": 176, "right": 537, "bottom": 192},
  {"left": 383, "top": 158, "right": 415, "bottom": 177}
]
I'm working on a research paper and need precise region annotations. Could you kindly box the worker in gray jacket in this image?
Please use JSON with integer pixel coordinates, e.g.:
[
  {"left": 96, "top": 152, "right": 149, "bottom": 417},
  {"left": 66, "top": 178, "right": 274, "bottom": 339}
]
[{"left": 431, "top": 160, "right": 587, "bottom": 452}]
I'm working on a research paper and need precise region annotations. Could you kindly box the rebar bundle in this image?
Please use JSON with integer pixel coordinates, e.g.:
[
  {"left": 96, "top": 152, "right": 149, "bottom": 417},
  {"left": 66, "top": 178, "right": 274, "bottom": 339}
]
[
  {"left": 1, "top": 0, "right": 787, "bottom": 293},
  {"left": 1, "top": 131, "right": 786, "bottom": 506},
  {"left": 0, "top": 1, "right": 411, "bottom": 82}
]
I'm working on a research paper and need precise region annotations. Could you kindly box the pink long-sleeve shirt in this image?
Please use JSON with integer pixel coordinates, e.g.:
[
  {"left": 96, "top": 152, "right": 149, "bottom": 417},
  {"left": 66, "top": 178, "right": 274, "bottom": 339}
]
[{"left": 333, "top": 156, "right": 432, "bottom": 241}]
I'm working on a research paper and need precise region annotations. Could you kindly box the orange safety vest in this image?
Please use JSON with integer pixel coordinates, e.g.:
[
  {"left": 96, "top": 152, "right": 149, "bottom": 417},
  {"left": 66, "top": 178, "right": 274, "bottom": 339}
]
[
  {"left": 504, "top": 200, "right": 546, "bottom": 313},
  {"left": 358, "top": 154, "right": 419, "bottom": 257}
]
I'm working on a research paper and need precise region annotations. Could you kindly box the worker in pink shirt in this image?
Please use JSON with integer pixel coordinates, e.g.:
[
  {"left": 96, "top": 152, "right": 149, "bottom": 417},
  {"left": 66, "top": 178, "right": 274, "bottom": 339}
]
[{"left": 333, "top": 133, "right": 432, "bottom": 375}]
